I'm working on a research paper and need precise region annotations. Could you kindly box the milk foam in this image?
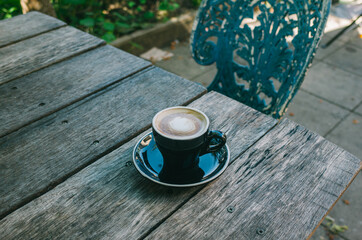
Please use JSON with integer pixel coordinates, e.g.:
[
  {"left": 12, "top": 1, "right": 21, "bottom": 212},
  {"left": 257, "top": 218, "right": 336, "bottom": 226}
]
[
  {"left": 154, "top": 108, "right": 208, "bottom": 139},
  {"left": 168, "top": 116, "right": 197, "bottom": 134}
]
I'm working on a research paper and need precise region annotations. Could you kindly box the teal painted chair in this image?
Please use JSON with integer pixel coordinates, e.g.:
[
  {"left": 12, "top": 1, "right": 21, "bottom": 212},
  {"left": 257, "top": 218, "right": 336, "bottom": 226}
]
[{"left": 191, "top": 0, "right": 330, "bottom": 119}]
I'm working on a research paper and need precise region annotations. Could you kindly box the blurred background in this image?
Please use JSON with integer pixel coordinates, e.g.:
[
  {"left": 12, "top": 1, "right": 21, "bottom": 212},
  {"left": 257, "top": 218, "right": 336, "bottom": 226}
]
[{"left": 0, "top": 0, "right": 201, "bottom": 42}]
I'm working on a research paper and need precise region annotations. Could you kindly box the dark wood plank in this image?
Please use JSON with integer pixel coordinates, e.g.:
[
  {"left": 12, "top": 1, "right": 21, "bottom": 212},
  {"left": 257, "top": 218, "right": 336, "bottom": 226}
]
[
  {"left": 0, "top": 67, "right": 206, "bottom": 218},
  {"left": 0, "top": 92, "right": 277, "bottom": 239},
  {"left": 0, "top": 26, "right": 104, "bottom": 85},
  {"left": 0, "top": 11, "right": 66, "bottom": 48},
  {"left": 145, "top": 119, "right": 362, "bottom": 240},
  {"left": 0, "top": 45, "right": 151, "bottom": 138}
]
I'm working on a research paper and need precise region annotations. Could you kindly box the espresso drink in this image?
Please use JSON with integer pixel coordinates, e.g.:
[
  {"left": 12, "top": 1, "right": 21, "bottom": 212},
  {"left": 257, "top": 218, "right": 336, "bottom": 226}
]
[
  {"left": 152, "top": 106, "right": 226, "bottom": 184},
  {"left": 153, "top": 108, "right": 208, "bottom": 139}
]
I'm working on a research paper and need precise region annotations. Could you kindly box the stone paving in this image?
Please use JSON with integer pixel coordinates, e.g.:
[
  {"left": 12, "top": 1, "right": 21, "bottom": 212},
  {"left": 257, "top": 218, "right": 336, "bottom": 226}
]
[{"left": 153, "top": 10, "right": 362, "bottom": 240}]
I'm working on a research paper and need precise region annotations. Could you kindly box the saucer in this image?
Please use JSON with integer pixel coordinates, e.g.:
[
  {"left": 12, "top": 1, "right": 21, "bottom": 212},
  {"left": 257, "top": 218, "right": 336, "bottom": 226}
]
[{"left": 132, "top": 132, "right": 230, "bottom": 187}]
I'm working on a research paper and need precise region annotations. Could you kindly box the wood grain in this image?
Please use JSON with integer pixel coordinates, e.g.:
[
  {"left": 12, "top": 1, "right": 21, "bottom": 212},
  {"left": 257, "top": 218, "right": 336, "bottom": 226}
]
[
  {"left": 0, "top": 45, "right": 151, "bottom": 138},
  {"left": 0, "top": 92, "right": 277, "bottom": 239},
  {"left": 0, "top": 26, "right": 104, "bottom": 85},
  {"left": 0, "top": 67, "right": 205, "bottom": 218},
  {"left": 0, "top": 11, "right": 65, "bottom": 48},
  {"left": 145, "top": 119, "right": 362, "bottom": 240}
]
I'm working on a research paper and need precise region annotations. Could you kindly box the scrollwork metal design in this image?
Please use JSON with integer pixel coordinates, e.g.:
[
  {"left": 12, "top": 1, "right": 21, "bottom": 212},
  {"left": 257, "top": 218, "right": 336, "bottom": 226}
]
[{"left": 191, "top": 0, "right": 330, "bottom": 118}]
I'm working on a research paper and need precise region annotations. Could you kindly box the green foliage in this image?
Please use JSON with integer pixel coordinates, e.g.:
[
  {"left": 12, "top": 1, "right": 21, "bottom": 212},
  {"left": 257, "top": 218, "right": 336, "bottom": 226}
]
[
  {"left": 128, "top": 2, "right": 136, "bottom": 8},
  {"left": 52, "top": 0, "right": 184, "bottom": 42},
  {"left": 159, "top": 0, "right": 179, "bottom": 11},
  {"left": 79, "top": 18, "right": 95, "bottom": 27},
  {"left": 0, "top": 0, "right": 21, "bottom": 19},
  {"left": 325, "top": 216, "right": 349, "bottom": 235},
  {"left": 129, "top": 41, "right": 144, "bottom": 50},
  {"left": 0, "top": 1, "right": 202, "bottom": 43},
  {"left": 102, "top": 32, "right": 116, "bottom": 42},
  {"left": 62, "top": 0, "right": 86, "bottom": 5},
  {"left": 191, "top": 0, "right": 203, "bottom": 7}
]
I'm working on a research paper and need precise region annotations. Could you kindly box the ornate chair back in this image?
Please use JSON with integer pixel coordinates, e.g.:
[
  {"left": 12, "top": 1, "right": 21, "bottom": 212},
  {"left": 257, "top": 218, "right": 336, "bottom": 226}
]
[{"left": 191, "top": 0, "right": 330, "bottom": 118}]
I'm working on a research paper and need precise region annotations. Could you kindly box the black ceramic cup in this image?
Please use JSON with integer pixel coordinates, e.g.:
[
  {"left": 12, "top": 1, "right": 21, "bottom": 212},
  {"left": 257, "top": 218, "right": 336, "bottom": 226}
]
[{"left": 152, "top": 106, "right": 226, "bottom": 183}]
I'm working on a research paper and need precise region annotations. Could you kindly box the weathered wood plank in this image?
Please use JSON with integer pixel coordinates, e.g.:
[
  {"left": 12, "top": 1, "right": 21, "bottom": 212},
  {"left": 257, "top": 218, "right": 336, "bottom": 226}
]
[
  {"left": 0, "top": 26, "right": 104, "bottom": 85},
  {"left": 0, "top": 92, "right": 277, "bottom": 239},
  {"left": 0, "top": 45, "right": 151, "bottom": 138},
  {"left": 0, "top": 11, "right": 66, "bottom": 48},
  {"left": 0, "top": 67, "right": 206, "bottom": 218},
  {"left": 145, "top": 119, "right": 362, "bottom": 240}
]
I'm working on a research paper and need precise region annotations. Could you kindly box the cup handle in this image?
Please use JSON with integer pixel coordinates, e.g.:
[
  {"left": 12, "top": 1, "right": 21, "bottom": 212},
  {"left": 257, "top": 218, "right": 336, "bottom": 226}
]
[{"left": 202, "top": 130, "right": 227, "bottom": 154}]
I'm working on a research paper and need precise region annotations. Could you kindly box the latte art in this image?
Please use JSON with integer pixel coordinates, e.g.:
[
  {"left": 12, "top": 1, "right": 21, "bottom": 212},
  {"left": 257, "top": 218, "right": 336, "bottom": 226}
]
[
  {"left": 160, "top": 113, "right": 202, "bottom": 137},
  {"left": 153, "top": 108, "right": 208, "bottom": 139},
  {"left": 169, "top": 116, "right": 196, "bottom": 133}
]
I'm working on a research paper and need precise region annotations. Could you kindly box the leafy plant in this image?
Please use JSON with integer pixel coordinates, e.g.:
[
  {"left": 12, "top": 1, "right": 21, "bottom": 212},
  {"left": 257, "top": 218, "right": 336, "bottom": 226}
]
[
  {"left": 51, "top": 0, "right": 183, "bottom": 42},
  {"left": 192, "top": 0, "right": 203, "bottom": 7},
  {"left": 0, "top": 0, "right": 21, "bottom": 19},
  {"left": 159, "top": 0, "right": 179, "bottom": 11},
  {"left": 1, "top": 1, "right": 202, "bottom": 43},
  {"left": 129, "top": 41, "right": 144, "bottom": 50},
  {"left": 325, "top": 216, "right": 348, "bottom": 235}
]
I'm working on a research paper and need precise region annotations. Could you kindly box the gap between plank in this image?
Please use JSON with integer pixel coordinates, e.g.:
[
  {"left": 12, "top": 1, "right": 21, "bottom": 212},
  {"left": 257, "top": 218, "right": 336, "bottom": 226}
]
[
  {"left": 0, "top": 39, "right": 106, "bottom": 87},
  {"left": 0, "top": 63, "right": 152, "bottom": 139},
  {"left": 137, "top": 185, "right": 206, "bottom": 240},
  {"left": 0, "top": 75, "right": 206, "bottom": 220},
  {"left": 0, "top": 24, "right": 67, "bottom": 49},
  {"left": 138, "top": 119, "right": 279, "bottom": 240}
]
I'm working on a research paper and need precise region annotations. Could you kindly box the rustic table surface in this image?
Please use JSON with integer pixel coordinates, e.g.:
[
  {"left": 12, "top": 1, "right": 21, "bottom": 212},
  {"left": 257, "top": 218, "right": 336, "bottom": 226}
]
[{"left": 0, "top": 12, "right": 361, "bottom": 240}]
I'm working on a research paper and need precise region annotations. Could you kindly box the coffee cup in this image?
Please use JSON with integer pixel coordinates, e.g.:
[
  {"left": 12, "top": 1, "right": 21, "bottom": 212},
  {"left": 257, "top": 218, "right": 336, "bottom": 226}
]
[{"left": 152, "top": 106, "right": 226, "bottom": 183}]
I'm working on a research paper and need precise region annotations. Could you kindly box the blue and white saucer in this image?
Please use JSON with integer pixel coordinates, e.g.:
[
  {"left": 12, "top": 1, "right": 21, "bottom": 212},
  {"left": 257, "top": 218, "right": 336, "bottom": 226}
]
[{"left": 133, "top": 132, "right": 230, "bottom": 187}]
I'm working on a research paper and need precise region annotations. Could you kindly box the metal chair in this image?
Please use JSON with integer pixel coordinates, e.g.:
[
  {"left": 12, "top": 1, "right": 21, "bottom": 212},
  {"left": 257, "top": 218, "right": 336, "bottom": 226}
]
[{"left": 191, "top": 0, "right": 330, "bottom": 119}]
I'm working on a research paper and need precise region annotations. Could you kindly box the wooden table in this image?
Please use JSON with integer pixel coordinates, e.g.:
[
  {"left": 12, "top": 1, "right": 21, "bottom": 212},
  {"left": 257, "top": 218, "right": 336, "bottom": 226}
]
[{"left": 0, "top": 12, "right": 361, "bottom": 240}]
